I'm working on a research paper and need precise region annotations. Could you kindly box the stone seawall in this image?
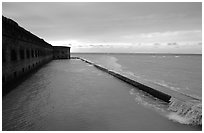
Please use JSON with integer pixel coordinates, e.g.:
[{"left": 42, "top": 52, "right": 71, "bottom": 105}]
[{"left": 78, "top": 57, "right": 172, "bottom": 103}]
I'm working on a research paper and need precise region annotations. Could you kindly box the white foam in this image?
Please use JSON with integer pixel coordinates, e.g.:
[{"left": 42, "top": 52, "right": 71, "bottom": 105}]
[
  {"left": 167, "top": 112, "right": 191, "bottom": 124},
  {"left": 151, "top": 80, "right": 185, "bottom": 92},
  {"left": 130, "top": 89, "right": 202, "bottom": 126},
  {"left": 167, "top": 97, "right": 202, "bottom": 125},
  {"left": 129, "top": 89, "right": 167, "bottom": 113},
  {"left": 87, "top": 64, "right": 93, "bottom": 67}
]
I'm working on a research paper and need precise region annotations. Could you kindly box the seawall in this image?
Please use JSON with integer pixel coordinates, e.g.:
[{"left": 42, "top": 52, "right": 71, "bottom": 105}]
[
  {"left": 78, "top": 57, "right": 172, "bottom": 103},
  {"left": 77, "top": 57, "right": 202, "bottom": 107},
  {"left": 2, "top": 16, "right": 70, "bottom": 95}
]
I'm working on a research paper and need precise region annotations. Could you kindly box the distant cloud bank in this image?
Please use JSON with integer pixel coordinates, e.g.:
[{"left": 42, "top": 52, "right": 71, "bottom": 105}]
[{"left": 3, "top": 2, "right": 201, "bottom": 54}]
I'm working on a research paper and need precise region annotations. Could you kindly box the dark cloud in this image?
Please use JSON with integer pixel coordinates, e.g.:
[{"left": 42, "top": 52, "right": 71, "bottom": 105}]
[
  {"left": 88, "top": 44, "right": 106, "bottom": 47},
  {"left": 154, "top": 43, "right": 160, "bottom": 46},
  {"left": 167, "top": 42, "right": 178, "bottom": 46}
]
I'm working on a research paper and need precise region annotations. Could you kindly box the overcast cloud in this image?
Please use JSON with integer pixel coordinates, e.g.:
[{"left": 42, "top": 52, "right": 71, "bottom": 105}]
[{"left": 2, "top": 2, "right": 202, "bottom": 53}]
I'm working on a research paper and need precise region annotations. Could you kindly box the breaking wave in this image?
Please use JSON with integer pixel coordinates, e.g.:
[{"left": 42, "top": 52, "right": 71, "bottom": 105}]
[
  {"left": 130, "top": 88, "right": 202, "bottom": 126},
  {"left": 167, "top": 97, "right": 202, "bottom": 125},
  {"left": 150, "top": 79, "right": 202, "bottom": 100},
  {"left": 129, "top": 89, "right": 168, "bottom": 113},
  {"left": 151, "top": 80, "right": 182, "bottom": 91}
]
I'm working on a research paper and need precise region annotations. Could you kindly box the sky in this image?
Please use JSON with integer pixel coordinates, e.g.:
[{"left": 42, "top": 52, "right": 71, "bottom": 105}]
[{"left": 2, "top": 2, "right": 202, "bottom": 53}]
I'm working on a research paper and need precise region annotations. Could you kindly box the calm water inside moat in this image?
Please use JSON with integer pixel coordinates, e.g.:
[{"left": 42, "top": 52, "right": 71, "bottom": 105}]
[{"left": 2, "top": 60, "right": 201, "bottom": 131}]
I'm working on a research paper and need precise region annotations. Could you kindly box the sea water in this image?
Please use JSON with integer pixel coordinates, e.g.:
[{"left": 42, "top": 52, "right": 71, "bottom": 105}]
[
  {"left": 72, "top": 53, "right": 202, "bottom": 126},
  {"left": 72, "top": 53, "right": 202, "bottom": 98}
]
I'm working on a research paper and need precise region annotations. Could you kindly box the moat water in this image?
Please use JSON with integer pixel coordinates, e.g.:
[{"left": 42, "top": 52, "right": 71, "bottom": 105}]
[{"left": 3, "top": 59, "right": 201, "bottom": 131}]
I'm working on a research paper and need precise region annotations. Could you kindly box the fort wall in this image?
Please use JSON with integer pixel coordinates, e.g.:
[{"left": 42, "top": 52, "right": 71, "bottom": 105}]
[
  {"left": 2, "top": 16, "right": 70, "bottom": 95},
  {"left": 53, "top": 46, "right": 70, "bottom": 59}
]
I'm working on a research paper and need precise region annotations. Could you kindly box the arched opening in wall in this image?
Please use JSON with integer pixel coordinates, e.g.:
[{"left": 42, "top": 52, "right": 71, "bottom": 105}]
[
  {"left": 11, "top": 49, "right": 17, "bottom": 61},
  {"left": 20, "top": 49, "right": 25, "bottom": 60},
  {"left": 26, "top": 49, "right": 30, "bottom": 59},
  {"left": 2, "top": 49, "right": 6, "bottom": 63},
  {"left": 41, "top": 50, "right": 43, "bottom": 56},
  {"left": 38, "top": 50, "right": 41, "bottom": 57},
  {"left": 42, "top": 50, "right": 45, "bottom": 56},
  {"left": 31, "top": 49, "right": 34, "bottom": 58},
  {"left": 13, "top": 71, "right": 17, "bottom": 78},
  {"left": 22, "top": 68, "right": 25, "bottom": 72},
  {"left": 35, "top": 50, "right": 38, "bottom": 57}
]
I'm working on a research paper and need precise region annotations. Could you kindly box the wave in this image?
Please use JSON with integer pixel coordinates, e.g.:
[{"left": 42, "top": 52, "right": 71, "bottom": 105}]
[
  {"left": 130, "top": 88, "right": 202, "bottom": 126},
  {"left": 86, "top": 64, "right": 94, "bottom": 67},
  {"left": 151, "top": 55, "right": 180, "bottom": 58},
  {"left": 167, "top": 97, "right": 202, "bottom": 125},
  {"left": 127, "top": 73, "right": 202, "bottom": 126},
  {"left": 124, "top": 70, "right": 202, "bottom": 126},
  {"left": 121, "top": 70, "right": 184, "bottom": 93},
  {"left": 95, "top": 56, "right": 123, "bottom": 72},
  {"left": 150, "top": 80, "right": 202, "bottom": 100},
  {"left": 129, "top": 89, "right": 168, "bottom": 113},
  {"left": 151, "top": 80, "right": 182, "bottom": 91}
]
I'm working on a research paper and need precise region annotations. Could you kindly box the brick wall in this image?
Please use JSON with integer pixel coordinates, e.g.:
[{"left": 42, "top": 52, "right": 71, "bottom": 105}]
[{"left": 2, "top": 16, "right": 70, "bottom": 95}]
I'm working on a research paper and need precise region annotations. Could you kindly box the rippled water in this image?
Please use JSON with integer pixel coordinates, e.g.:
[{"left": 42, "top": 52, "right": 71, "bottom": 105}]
[
  {"left": 73, "top": 53, "right": 202, "bottom": 99},
  {"left": 3, "top": 59, "right": 201, "bottom": 130}
]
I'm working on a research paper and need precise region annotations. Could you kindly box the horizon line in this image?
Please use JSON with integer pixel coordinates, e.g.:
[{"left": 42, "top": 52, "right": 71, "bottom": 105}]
[{"left": 71, "top": 52, "right": 202, "bottom": 55}]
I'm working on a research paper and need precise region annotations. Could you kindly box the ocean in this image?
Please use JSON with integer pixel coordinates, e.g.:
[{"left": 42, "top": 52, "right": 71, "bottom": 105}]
[{"left": 73, "top": 53, "right": 202, "bottom": 99}]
